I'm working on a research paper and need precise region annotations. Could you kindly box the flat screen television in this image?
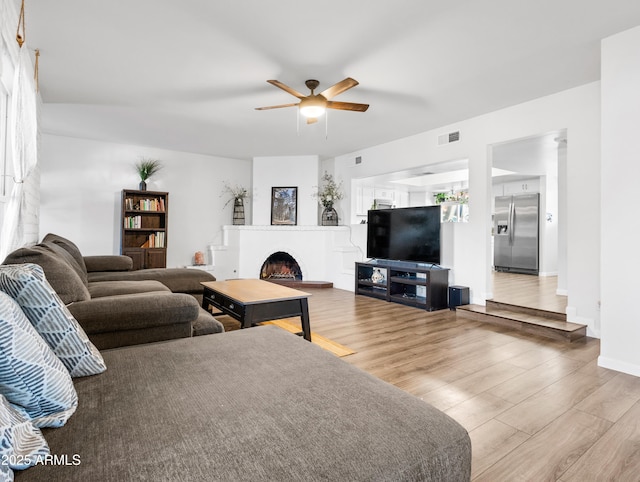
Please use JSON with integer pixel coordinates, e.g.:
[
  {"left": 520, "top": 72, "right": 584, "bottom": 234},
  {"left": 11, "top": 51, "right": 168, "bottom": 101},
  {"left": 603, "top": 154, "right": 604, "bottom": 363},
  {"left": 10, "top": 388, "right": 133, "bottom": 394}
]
[{"left": 366, "top": 206, "right": 441, "bottom": 264}]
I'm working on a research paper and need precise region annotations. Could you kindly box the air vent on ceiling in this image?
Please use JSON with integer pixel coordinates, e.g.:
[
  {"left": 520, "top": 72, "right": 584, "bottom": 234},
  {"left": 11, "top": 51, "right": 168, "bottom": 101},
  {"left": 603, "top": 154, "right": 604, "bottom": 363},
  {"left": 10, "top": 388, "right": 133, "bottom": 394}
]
[{"left": 438, "top": 130, "right": 460, "bottom": 146}]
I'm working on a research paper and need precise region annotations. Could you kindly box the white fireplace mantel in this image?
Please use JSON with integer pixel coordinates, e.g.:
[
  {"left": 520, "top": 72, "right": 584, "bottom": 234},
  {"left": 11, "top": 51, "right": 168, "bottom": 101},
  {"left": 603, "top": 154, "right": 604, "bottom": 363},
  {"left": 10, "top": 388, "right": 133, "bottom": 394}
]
[{"left": 209, "top": 225, "right": 362, "bottom": 290}]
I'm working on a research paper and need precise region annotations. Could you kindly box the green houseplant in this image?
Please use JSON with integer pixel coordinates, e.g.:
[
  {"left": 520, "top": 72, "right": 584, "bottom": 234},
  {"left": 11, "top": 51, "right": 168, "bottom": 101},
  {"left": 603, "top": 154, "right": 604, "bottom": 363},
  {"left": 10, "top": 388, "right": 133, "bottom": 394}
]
[{"left": 135, "top": 159, "right": 162, "bottom": 191}]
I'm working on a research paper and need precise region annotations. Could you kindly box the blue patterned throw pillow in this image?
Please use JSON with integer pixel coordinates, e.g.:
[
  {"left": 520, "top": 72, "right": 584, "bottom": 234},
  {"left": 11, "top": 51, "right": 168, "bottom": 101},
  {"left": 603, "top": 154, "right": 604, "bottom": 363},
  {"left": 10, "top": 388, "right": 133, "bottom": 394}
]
[
  {"left": 0, "top": 264, "right": 106, "bottom": 377},
  {"left": 0, "top": 291, "right": 78, "bottom": 428},
  {"left": 0, "top": 393, "right": 49, "bottom": 477}
]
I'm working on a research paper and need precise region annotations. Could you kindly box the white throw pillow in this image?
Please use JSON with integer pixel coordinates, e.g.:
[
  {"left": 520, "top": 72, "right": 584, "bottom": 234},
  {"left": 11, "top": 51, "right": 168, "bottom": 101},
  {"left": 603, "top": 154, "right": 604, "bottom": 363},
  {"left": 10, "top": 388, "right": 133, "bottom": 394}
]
[
  {"left": 0, "top": 393, "right": 49, "bottom": 477},
  {"left": 0, "top": 264, "right": 106, "bottom": 377},
  {"left": 0, "top": 291, "right": 78, "bottom": 428}
]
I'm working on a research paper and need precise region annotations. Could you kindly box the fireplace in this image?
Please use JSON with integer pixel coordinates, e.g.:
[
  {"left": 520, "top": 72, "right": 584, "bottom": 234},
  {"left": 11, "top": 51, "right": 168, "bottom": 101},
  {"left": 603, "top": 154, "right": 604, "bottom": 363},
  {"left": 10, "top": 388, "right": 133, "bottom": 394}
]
[
  {"left": 210, "top": 226, "right": 360, "bottom": 291},
  {"left": 260, "top": 251, "right": 303, "bottom": 281}
]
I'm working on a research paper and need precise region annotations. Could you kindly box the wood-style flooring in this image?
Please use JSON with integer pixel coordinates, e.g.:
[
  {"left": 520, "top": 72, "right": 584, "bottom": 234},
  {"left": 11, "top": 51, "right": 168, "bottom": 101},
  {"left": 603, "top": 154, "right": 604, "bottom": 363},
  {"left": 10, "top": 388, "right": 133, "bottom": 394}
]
[
  {"left": 273, "top": 275, "right": 638, "bottom": 481},
  {"left": 492, "top": 271, "right": 567, "bottom": 314}
]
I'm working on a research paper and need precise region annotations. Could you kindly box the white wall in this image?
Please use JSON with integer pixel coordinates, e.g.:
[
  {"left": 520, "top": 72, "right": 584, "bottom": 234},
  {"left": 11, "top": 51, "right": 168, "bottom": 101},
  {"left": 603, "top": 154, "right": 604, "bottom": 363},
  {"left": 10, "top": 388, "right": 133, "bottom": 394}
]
[
  {"left": 333, "top": 82, "right": 601, "bottom": 335},
  {"left": 599, "top": 26, "right": 640, "bottom": 376},
  {"left": 540, "top": 174, "right": 559, "bottom": 276},
  {"left": 39, "top": 134, "right": 251, "bottom": 267},
  {"left": 252, "top": 155, "right": 319, "bottom": 226}
]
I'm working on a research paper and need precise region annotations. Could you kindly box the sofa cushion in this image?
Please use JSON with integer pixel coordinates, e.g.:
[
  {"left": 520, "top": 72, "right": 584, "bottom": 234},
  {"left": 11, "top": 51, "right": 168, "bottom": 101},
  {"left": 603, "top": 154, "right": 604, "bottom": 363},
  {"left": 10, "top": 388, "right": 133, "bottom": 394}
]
[
  {"left": 88, "top": 280, "right": 170, "bottom": 298},
  {"left": 0, "top": 393, "right": 49, "bottom": 472},
  {"left": 87, "top": 267, "right": 214, "bottom": 293},
  {"left": 3, "top": 246, "right": 90, "bottom": 304},
  {"left": 13, "top": 326, "right": 471, "bottom": 481},
  {"left": 83, "top": 255, "right": 133, "bottom": 273},
  {"left": 39, "top": 242, "right": 88, "bottom": 287},
  {"left": 192, "top": 307, "right": 225, "bottom": 336},
  {"left": 0, "top": 292, "right": 78, "bottom": 428},
  {"left": 67, "top": 291, "right": 200, "bottom": 334},
  {"left": 41, "top": 234, "right": 88, "bottom": 277},
  {"left": 0, "top": 264, "right": 106, "bottom": 378}
]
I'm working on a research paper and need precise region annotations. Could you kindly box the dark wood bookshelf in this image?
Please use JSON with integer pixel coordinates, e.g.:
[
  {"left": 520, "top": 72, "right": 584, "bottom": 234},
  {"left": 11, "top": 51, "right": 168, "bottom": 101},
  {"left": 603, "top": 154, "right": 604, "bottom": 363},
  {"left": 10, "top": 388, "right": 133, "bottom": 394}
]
[{"left": 121, "top": 189, "right": 168, "bottom": 269}]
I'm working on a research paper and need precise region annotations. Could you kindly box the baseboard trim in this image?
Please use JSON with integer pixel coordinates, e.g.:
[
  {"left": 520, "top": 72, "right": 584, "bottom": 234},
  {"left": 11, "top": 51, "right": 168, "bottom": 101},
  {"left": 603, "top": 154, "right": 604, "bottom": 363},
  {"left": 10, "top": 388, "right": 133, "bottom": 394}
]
[{"left": 598, "top": 356, "right": 640, "bottom": 377}]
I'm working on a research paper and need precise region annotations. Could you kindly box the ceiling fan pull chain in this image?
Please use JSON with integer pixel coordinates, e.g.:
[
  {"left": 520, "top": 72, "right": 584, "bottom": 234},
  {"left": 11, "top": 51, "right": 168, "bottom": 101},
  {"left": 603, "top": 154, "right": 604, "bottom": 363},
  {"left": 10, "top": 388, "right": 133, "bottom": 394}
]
[{"left": 325, "top": 111, "right": 329, "bottom": 140}]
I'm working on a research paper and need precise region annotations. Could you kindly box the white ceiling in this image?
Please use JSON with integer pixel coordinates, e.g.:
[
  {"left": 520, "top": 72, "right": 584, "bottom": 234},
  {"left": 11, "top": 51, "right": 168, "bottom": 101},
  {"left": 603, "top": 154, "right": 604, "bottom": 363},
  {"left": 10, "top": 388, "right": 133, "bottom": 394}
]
[{"left": 22, "top": 0, "right": 640, "bottom": 161}]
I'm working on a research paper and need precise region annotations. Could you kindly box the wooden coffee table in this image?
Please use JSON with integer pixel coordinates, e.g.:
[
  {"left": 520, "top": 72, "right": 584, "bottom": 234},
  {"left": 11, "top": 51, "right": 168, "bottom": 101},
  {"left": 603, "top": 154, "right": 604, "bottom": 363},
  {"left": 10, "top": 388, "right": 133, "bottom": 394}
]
[{"left": 201, "top": 279, "right": 312, "bottom": 341}]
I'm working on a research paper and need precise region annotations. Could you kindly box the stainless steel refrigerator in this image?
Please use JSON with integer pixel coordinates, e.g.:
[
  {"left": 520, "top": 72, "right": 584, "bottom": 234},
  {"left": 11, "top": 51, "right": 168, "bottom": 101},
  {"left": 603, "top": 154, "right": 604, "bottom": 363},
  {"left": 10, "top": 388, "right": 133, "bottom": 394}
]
[{"left": 494, "top": 193, "right": 539, "bottom": 274}]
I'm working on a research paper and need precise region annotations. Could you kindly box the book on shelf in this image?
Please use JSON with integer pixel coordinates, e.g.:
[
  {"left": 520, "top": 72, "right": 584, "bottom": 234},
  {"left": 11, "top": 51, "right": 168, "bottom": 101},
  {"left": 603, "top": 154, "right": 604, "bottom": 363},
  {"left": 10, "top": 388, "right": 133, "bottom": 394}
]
[
  {"left": 138, "top": 198, "right": 165, "bottom": 212},
  {"left": 125, "top": 196, "right": 166, "bottom": 212},
  {"left": 140, "top": 231, "right": 165, "bottom": 248},
  {"left": 124, "top": 215, "right": 142, "bottom": 229}
]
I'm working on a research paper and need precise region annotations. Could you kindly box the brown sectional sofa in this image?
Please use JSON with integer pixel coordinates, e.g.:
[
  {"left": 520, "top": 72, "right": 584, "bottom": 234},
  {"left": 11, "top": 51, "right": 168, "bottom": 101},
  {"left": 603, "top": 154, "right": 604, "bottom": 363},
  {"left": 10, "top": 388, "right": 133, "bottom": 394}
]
[
  {"left": 2, "top": 234, "right": 223, "bottom": 349},
  {"left": 83, "top": 254, "right": 210, "bottom": 303},
  {"left": 15, "top": 326, "right": 472, "bottom": 481},
  {"left": 2, "top": 235, "right": 471, "bottom": 481}
]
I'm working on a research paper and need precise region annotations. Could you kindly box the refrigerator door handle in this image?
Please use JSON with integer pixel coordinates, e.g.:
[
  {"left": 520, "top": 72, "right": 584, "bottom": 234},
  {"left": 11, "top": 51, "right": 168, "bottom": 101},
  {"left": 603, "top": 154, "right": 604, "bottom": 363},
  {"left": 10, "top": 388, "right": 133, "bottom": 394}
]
[{"left": 508, "top": 202, "right": 515, "bottom": 245}]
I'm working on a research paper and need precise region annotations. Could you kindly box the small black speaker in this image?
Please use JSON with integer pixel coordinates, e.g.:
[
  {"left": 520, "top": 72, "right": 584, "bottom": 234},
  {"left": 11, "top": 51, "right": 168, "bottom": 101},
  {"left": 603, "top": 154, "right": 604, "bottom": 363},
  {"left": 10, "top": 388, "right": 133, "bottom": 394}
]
[{"left": 448, "top": 285, "right": 469, "bottom": 310}]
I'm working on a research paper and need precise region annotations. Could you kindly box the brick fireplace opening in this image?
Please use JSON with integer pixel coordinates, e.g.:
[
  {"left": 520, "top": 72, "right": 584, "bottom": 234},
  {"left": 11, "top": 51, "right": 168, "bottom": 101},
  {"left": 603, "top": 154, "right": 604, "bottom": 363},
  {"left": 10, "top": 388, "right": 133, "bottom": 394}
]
[{"left": 260, "top": 251, "right": 303, "bottom": 281}]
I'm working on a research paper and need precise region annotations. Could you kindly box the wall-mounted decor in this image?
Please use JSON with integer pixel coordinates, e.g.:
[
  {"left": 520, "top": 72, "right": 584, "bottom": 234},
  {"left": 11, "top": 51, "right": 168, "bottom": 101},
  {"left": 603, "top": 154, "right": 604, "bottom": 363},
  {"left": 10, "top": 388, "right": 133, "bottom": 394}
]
[{"left": 271, "top": 187, "right": 297, "bottom": 226}]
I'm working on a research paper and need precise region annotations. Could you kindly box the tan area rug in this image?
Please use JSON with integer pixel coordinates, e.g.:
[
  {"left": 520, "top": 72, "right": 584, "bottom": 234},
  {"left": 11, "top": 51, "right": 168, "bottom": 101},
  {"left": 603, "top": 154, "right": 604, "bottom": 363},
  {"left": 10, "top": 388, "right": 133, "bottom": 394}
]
[{"left": 260, "top": 318, "right": 355, "bottom": 357}]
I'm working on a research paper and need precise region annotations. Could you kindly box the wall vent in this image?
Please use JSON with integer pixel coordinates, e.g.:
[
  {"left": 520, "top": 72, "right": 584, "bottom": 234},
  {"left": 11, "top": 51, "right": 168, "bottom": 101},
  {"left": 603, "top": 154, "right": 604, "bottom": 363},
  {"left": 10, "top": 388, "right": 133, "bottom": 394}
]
[
  {"left": 355, "top": 156, "right": 362, "bottom": 165},
  {"left": 438, "top": 131, "right": 460, "bottom": 146}
]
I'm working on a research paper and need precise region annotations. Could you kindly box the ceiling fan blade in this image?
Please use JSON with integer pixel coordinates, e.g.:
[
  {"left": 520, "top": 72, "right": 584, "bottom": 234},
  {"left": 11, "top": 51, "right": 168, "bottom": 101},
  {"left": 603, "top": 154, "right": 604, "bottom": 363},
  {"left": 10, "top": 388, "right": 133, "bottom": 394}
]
[
  {"left": 267, "top": 80, "right": 306, "bottom": 99},
  {"left": 326, "top": 100, "right": 369, "bottom": 112},
  {"left": 319, "top": 77, "right": 359, "bottom": 100},
  {"left": 255, "top": 102, "right": 299, "bottom": 111},
  {"left": 306, "top": 117, "right": 318, "bottom": 125}
]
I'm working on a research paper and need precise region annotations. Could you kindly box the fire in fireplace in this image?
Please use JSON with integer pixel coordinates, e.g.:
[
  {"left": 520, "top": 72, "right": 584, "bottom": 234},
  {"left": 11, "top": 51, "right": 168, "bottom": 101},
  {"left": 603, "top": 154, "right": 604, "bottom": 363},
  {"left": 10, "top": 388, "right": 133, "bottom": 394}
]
[{"left": 260, "top": 251, "right": 303, "bottom": 281}]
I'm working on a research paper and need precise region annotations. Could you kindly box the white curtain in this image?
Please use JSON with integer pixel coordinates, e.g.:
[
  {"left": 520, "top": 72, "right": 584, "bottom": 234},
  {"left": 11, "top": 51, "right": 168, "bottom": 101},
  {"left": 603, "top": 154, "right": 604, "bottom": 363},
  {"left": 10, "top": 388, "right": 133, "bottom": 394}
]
[{"left": 0, "top": 46, "right": 38, "bottom": 261}]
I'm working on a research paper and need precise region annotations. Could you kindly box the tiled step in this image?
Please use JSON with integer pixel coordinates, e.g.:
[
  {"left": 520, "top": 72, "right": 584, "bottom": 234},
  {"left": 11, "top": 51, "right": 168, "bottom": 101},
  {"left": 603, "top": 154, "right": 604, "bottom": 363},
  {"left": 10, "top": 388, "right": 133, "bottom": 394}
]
[{"left": 456, "top": 302, "right": 586, "bottom": 342}]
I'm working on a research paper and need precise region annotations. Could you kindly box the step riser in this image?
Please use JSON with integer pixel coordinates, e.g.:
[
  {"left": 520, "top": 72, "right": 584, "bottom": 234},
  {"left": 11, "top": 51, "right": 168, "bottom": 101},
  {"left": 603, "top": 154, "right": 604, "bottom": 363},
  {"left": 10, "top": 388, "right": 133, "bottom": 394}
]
[
  {"left": 486, "top": 300, "right": 566, "bottom": 321},
  {"left": 457, "top": 308, "right": 586, "bottom": 342}
]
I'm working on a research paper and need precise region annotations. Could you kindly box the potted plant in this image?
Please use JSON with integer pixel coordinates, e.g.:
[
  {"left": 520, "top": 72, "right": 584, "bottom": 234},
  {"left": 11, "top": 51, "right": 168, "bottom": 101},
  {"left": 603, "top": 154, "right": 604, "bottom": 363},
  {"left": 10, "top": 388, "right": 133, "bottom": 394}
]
[
  {"left": 434, "top": 192, "right": 449, "bottom": 204},
  {"left": 314, "top": 173, "right": 344, "bottom": 225},
  {"left": 222, "top": 182, "right": 250, "bottom": 225},
  {"left": 135, "top": 158, "right": 162, "bottom": 191}
]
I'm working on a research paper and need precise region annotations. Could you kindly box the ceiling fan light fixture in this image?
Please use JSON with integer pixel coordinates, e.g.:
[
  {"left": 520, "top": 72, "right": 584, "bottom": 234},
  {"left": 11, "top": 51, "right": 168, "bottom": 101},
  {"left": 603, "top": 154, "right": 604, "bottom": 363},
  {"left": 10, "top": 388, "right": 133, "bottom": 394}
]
[
  {"left": 299, "top": 96, "right": 326, "bottom": 118},
  {"left": 256, "top": 78, "right": 368, "bottom": 120}
]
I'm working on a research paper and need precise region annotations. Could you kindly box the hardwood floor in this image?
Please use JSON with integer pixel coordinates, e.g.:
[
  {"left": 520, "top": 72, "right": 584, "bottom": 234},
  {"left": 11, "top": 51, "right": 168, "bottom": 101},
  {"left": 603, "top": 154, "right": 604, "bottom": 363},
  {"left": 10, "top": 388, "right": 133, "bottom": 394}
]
[
  {"left": 277, "top": 285, "right": 640, "bottom": 481},
  {"left": 491, "top": 271, "right": 567, "bottom": 314}
]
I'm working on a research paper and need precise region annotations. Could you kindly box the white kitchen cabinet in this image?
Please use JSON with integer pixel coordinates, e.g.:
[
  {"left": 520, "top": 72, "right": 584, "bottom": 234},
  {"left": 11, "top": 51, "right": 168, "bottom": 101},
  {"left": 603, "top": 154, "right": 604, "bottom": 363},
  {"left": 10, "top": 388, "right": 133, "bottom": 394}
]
[{"left": 501, "top": 178, "right": 540, "bottom": 195}]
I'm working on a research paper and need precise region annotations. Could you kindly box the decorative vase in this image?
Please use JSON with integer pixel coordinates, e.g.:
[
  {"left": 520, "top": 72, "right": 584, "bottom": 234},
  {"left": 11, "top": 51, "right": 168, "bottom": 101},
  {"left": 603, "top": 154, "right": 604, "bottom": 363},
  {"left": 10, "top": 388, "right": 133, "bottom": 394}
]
[
  {"left": 233, "top": 198, "right": 245, "bottom": 225},
  {"left": 322, "top": 205, "right": 338, "bottom": 226},
  {"left": 371, "top": 268, "right": 385, "bottom": 284},
  {"left": 139, "top": 180, "right": 147, "bottom": 191}
]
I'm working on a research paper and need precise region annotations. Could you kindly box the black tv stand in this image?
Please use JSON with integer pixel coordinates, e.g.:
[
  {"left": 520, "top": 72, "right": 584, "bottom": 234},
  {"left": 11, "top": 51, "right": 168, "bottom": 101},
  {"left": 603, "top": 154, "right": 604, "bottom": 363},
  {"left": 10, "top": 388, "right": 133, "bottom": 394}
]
[{"left": 355, "top": 260, "right": 449, "bottom": 311}]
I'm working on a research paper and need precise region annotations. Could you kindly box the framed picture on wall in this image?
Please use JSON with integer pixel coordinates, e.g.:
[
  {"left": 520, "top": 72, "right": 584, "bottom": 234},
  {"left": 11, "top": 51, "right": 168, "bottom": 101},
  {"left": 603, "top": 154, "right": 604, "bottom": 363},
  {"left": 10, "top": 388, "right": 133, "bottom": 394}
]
[{"left": 271, "top": 187, "right": 298, "bottom": 225}]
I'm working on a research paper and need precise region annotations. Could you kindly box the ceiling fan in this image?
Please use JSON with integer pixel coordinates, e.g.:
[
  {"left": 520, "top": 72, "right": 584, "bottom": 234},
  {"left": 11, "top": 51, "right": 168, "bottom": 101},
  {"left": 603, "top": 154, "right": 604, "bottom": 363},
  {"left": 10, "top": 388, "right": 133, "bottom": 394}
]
[{"left": 255, "top": 78, "right": 369, "bottom": 124}]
